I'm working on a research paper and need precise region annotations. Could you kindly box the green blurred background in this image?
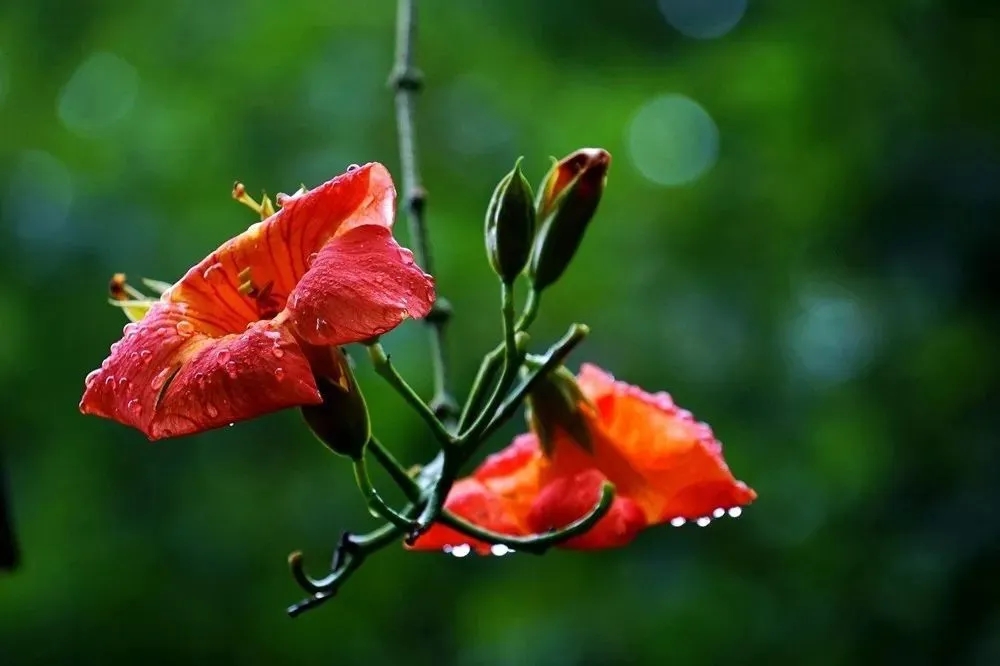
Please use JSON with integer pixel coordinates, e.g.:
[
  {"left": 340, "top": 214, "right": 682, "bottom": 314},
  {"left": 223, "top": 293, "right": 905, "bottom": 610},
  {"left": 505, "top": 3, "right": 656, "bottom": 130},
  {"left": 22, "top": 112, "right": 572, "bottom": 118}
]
[{"left": 2, "top": 0, "right": 998, "bottom": 664}]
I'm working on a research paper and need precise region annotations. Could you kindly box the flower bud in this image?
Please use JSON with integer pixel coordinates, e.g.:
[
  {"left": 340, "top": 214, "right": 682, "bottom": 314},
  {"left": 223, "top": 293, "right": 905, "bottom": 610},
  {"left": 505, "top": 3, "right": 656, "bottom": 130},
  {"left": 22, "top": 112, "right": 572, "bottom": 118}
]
[
  {"left": 301, "top": 347, "right": 370, "bottom": 460},
  {"left": 525, "top": 365, "right": 596, "bottom": 457},
  {"left": 484, "top": 158, "right": 535, "bottom": 284},
  {"left": 528, "top": 148, "right": 611, "bottom": 291}
]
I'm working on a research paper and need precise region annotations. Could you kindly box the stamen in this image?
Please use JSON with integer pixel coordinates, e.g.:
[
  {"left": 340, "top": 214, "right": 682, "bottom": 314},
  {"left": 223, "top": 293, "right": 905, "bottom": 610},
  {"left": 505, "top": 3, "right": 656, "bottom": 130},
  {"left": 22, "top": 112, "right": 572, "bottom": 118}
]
[
  {"left": 108, "top": 273, "right": 146, "bottom": 302},
  {"left": 232, "top": 182, "right": 275, "bottom": 220}
]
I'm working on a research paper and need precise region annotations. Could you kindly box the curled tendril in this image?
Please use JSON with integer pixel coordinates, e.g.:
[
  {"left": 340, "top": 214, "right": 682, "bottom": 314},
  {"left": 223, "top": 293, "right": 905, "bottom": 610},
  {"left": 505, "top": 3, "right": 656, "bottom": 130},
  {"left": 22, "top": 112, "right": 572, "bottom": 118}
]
[{"left": 439, "top": 481, "right": 616, "bottom": 555}]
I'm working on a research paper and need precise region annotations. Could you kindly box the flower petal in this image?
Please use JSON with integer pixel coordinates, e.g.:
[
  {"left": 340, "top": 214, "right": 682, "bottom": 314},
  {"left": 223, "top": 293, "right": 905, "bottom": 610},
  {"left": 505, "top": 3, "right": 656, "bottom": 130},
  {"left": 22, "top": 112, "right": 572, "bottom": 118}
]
[
  {"left": 526, "top": 469, "right": 647, "bottom": 549},
  {"left": 166, "top": 163, "right": 397, "bottom": 333},
  {"left": 406, "top": 479, "right": 525, "bottom": 555},
  {"left": 286, "top": 224, "right": 435, "bottom": 346},
  {"left": 79, "top": 302, "right": 321, "bottom": 440},
  {"left": 575, "top": 363, "right": 757, "bottom": 522}
]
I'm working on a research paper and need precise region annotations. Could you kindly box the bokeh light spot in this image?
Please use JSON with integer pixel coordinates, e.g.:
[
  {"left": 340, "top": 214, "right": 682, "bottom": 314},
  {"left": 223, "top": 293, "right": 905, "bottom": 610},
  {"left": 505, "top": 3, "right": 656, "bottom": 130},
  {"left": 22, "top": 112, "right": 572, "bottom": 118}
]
[
  {"left": 628, "top": 94, "right": 719, "bottom": 186},
  {"left": 657, "top": 0, "right": 748, "bottom": 39},
  {"left": 787, "top": 284, "right": 878, "bottom": 385},
  {"left": 5, "top": 150, "right": 75, "bottom": 246},
  {"left": 57, "top": 52, "right": 138, "bottom": 137}
]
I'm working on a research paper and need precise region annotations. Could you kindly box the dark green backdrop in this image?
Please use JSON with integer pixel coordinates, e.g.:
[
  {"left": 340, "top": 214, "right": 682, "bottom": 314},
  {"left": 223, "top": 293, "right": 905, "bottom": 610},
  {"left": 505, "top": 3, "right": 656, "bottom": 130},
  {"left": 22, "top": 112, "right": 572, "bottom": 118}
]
[{"left": 2, "top": 1, "right": 998, "bottom": 664}]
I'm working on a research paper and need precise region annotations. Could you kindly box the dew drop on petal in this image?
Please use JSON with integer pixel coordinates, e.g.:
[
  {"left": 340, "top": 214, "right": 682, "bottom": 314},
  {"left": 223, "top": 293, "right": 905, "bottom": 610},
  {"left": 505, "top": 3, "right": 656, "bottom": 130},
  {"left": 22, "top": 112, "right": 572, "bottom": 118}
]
[
  {"left": 451, "top": 544, "right": 471, "bottom": 558},
  {"left": 728, "top": 507, "right": 743, "bottom": 518},
  {"left": 122, "top": 322, "right": 139, "bottom": 338},
  {"left": 696, "top": 516, "right": 711, "bottom": 527},
  {"left": 139, "top": 349, "right": 152, "bottom": 361},
  {"left": 127, "top": 399, "right": 142, "bottom": 415},
  {"left": 346, "top": 163, "right": 360, "bottom": 171},
  {"left": 272, "top": 346, "right": 284, "bottom": 359},
  {"left": 670, "top": 517, "right": 686, "bottom": 527},
  {"left": 712, "top": 507, "right": 726, "bottom": 519},
  {"left": 263, "top": 330, "right": 281, "bottom": 341},
  {"left": 206, "top": 403, "right": 219, "bottom": 418},
  {"left": 101, "top": 358, "right": 111, "bottom": 370},
  {"left": 489, "top": 544, "right": 510, "bottom": 557},
  {"left": 306, "top": 252, "right": 318, "bottom": 267},
  {"left": 117, "top": 377, "right": 129, "bottom": 389},
  {"left": 194, "top": 372, "right": 206, "bottom": 386},
  {"left": 225, "top": 361, "right": 238, "bottom": 379},
  {"left": 273, "top": 367, "right": 285, "bottom": 381},
  {"left": 175, "top": 320, "right": 194, "bottom": 337},
  {"left": 104, "top": 376, "right": 116, "bottom": 390},
  {"left": 85, "top": 369, "right": 100, "bottom": 388},
  {"left": 216, "top": 349, "right": 231, "bottom": 365}
]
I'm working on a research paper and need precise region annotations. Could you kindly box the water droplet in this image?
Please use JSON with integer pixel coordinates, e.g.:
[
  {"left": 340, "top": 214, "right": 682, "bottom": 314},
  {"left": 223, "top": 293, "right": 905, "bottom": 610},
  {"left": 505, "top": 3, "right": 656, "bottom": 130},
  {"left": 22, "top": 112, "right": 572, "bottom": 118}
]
[
  {"left": 263, "top": 330, "right": 281, "bottom": 341},
  {"left": 273, "top": 367, "right": 285, "bottom": 381},
  {"left": 307, "top": 252, "right": 318, "bottom": 267},
  {"left": 127, "top": 399, "right": 142, "bottom": 415},
  {"left": 101, "top": 358, "right": 111, "bottom": 370},
  {"left": 489, "top": 544, "right": 510, "bottom": 557},
  {"left": 206, "top": 404, "right": 219, "bottom": 418},
  {"left": 110, "top": 341, "right": 121, "bottom": 354},
  {"left": 225, "top": 361, "right": 238, "bottom": 379},
  {"left": 85, "top": 369, "right": 100, "bottom": 388},
  {"left": 150, "top": 367, "right": 172, "bottom": 390},
  {"left": 450, "top": 544, "right": 471, "bottom": 558},
  {"left": 670, "top": 517, "right": 686, "bottom": 527},
  {"left": 118, "top": 377, "right": 129, "bottom": 389},
  {"left": 194, "top": 372, "right": 206, "bottom": 386},
  {"left": 104, "top": 376, "right": 116, "bottom": 389},
  {"left": 122, "top": 322, "right": 139, "bottom": 338},
  {"left": 712, "top": 507, "right": 726, "bottom": 519},
  {"left": 695, "top": 516, "right": 711, "bottom": 527},
  {"left": 215, "top": 349, "right": 231, "bottom": 365},
  {"left": 139, "top": 349, "right": 152, "bottom": 361},
  {"left": 175, "top": 320, "right": 194, "bottom": 337},
  {"left": 346, "top": 163, "right": 360, "bottom": 171},
  {"left": 728, "top": 507, "right": 743, "bottom": 518},
  {"left": 272, "top": 346, "right": 284, "bottom": 359},
  {"left": 374, "top": 274, "right": 384, "bottom": 284},
  {"left": 227, "top": 422, "right": 235, "bottom": 428}
]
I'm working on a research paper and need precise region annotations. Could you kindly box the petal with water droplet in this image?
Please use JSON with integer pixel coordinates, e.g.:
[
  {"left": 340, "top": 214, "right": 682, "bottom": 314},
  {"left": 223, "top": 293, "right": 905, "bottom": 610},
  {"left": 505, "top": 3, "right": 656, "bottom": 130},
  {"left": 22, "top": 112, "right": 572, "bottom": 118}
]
[
  {"left": 79, "top": 301, "right": 320, "bottom": 440},
  {"left": 287, "top": 224, "right": 436, "bottom": 346}
]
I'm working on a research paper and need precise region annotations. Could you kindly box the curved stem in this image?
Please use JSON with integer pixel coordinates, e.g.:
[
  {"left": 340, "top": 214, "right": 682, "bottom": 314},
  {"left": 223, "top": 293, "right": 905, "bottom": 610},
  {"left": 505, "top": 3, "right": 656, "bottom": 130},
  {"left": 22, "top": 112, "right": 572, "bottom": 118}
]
[
  {"left": 439, "top": 482, "right": 615, "bottom": 554},
  {"left": 515, "top": 288, "right": 541, "bottom": 331},
  {"left": 457, "top": 283, "right": 520, "bottom": 443},
  {"left": 366, "top": 342, "right": 455, "bottom": 447},
  {"left": 481, "top": 323, "right": 589, "bottom": 441},
  {"left": 353, "top": 456, "right": 416, "bottom": 531},
  {"left": 368, "top": 437, "right": 422, "bottom": 501}
]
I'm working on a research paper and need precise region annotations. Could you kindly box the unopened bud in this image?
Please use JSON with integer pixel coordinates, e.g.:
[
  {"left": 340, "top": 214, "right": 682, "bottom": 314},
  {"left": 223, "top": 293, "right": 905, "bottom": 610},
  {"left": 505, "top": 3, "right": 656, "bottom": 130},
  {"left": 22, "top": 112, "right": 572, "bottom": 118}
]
[
  {"left": 528, "top": 148, "right": 611, "bottom": 291},
  {"left": 484, "top": 158, "right": 535, "bottom": 284},
  {"left": 301, "top": 347, "right": 371, "bottom": 460},
  {"left": 525, "top": 365, "right": 596, "bottom": 457}
]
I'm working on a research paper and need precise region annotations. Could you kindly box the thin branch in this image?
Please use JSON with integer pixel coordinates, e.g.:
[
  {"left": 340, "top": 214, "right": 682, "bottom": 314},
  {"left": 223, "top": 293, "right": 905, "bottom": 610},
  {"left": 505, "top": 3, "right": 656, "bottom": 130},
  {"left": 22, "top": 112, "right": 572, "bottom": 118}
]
[{"left": 389, "top": 0, "right": 458, "bottom": 424}]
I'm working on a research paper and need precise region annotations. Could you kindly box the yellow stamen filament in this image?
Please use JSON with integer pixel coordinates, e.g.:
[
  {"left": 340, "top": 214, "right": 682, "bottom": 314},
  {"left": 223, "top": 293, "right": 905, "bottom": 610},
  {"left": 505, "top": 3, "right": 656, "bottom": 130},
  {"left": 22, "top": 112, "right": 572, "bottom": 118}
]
[{"left": 232, "top": 181, "right": 275, "bottom": 220}]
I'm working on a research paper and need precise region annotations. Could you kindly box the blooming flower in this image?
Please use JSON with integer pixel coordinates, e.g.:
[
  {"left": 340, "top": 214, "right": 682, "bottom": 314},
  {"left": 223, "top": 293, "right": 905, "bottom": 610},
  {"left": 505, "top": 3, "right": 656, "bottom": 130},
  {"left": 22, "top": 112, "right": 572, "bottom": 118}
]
[
  {"left": 410, "top": 363, "right": 756, "bottom": 553},
  {"left": 80, "top": 163, "right": 435, "bottom": 441}
]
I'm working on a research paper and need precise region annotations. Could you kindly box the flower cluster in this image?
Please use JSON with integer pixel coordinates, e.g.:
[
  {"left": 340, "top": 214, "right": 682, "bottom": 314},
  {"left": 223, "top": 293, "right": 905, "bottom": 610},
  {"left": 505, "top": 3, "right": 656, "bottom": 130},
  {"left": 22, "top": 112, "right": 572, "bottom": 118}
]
[{"left": 79, "top": 149, "right": 756, "bottom": 614}]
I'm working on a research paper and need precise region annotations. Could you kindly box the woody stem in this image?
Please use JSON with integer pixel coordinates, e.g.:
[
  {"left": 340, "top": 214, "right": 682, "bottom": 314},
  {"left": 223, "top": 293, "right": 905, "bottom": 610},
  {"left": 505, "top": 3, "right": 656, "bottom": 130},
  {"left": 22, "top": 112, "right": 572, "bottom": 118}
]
[{"left": 389, "top": 0, "right": 457, "bottom": 426}]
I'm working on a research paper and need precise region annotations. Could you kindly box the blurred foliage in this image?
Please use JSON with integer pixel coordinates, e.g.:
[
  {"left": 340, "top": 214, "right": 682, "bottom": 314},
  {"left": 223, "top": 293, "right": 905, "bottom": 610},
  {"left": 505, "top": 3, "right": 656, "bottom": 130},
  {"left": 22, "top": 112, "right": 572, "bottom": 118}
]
[{"left": 2, "top": 0, "right": 999, "bottom": 664}]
